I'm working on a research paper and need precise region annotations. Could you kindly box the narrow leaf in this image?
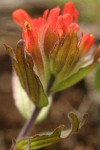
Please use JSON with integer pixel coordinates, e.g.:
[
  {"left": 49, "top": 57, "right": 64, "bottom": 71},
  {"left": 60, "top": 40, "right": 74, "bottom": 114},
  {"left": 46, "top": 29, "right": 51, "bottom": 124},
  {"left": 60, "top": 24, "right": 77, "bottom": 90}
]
[
  {"left": 26, "top": 52, "right": 34, "bottom": 70},
  {"left": 58, "top": 32, "right": 79, "bottom": 78},
  {"left": 15, "top": 40, "right": 48, "bottom": 107},
  {"left": 50, "top": 31, "right": 78, "bottom": 75},
  {"left": 13, "top": 59, "right": 26, "bottom": 89},
  {"left": 51, "top": 62, "right": 97, "bottom": 93},
  {"left": 15, "top": 113, "right": 87, "bottom": 150},
  {"left": 5, "top": 40, "right": 48, "bottom": 108}
]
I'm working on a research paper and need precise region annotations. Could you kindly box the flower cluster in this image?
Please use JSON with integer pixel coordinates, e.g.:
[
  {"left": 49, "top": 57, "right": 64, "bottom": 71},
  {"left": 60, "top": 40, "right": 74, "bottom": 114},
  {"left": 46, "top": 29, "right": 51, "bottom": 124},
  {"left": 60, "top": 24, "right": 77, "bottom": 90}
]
[
  {"left": 8, "top": 2, "right": 99, "bottom": 107},
  {"left": 5, "top": 2, "right": 100, "bottom": 149}
]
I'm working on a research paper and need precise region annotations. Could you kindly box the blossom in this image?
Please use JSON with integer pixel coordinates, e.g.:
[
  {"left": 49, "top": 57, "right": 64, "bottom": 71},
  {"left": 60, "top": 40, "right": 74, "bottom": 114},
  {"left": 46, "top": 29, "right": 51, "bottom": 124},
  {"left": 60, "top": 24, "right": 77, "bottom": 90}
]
[{"left": 12, "top": 2, "right": 99, "bottom": 96}]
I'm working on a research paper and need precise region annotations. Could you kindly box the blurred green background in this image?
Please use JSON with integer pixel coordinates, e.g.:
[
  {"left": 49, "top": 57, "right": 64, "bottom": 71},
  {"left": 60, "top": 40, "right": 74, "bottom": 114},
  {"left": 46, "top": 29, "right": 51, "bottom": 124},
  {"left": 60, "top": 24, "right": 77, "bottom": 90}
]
[{"left": 53, "top": 0, "right": 100, "bottom": 23}]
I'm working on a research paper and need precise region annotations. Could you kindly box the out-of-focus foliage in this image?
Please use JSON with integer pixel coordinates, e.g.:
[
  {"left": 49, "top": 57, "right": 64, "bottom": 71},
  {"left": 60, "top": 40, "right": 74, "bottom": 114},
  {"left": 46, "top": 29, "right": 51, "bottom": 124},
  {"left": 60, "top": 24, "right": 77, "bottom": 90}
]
[{"left": 53, "top": 0, "right": 100, "bottom": 23}]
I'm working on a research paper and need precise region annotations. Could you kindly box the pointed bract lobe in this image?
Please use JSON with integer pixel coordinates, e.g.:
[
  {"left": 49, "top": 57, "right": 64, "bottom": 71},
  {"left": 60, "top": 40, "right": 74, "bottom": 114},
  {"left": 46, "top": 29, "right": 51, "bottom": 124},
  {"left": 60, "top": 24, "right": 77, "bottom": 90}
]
[{"left": 80, "top": 34, "right": 95, "bottom": 56}]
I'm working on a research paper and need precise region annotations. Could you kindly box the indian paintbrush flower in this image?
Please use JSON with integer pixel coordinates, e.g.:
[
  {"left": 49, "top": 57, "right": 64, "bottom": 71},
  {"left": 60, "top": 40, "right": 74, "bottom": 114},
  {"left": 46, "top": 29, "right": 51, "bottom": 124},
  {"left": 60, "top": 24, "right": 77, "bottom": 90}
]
[
  {"left": 4, "top": 2, "right": 100, "bottom": 148},
  {"left": 5, "top": 2, "right": 100, "bottom": 108}
]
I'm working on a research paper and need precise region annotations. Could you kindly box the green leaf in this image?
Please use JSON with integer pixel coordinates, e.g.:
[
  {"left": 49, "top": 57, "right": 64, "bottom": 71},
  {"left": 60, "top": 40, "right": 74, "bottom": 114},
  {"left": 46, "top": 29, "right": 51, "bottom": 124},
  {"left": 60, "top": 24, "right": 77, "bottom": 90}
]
[
  {"left": 12, "top": 72, "right": 52, "bottom": 121},
  {"left": 50, "top": 31, "right": 78, "bottom": 76},
  {"left": 15, "top": 113, "right": 87, "bottom": 150},
  {"left": 51, "top": 62, "right": 97, "bottom": 93},
  {"left": 5, "top": 40, "right": 48, "bottom": 108}
]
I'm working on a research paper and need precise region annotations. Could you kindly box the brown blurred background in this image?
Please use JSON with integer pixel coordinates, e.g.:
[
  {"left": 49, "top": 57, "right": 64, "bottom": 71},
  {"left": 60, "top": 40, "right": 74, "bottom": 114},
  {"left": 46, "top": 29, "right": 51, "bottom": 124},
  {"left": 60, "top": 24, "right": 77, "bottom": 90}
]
[{"left": 0, "top": 0, "right": 100, "bottom": 150}]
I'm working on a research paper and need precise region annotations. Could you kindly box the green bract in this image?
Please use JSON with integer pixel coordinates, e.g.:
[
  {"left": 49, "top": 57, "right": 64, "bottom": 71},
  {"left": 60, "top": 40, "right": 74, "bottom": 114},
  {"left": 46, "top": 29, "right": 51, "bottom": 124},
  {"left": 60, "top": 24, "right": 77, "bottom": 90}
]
[{"left": 5, "top": 40, "right": 48, "bottom": 108}]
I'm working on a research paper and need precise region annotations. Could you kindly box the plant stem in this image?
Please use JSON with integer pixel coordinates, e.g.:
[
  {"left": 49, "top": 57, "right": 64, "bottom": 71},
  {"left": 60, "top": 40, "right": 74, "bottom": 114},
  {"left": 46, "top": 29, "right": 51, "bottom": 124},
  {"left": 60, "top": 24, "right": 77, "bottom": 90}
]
[{"left": 17, "top": 107, "right": 41, "bottom": 140}]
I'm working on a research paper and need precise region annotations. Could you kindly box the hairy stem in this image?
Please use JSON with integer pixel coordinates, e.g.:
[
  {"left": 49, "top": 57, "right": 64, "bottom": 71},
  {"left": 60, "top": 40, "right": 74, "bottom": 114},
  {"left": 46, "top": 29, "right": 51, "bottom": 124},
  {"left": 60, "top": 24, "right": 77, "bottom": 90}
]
[{"left": 17, "top": 107, "right": 41, "bottom": 140}]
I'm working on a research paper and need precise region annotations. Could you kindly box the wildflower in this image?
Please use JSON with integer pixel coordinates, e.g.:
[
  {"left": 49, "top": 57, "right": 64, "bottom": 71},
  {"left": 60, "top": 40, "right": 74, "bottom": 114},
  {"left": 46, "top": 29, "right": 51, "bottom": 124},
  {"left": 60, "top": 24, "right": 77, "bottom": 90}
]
[
  {"left": 6, "top": 2, "right": 100, "bottom": 107},
  {"left": 5, "top": 3, "right": 100, "bottom": 148}
]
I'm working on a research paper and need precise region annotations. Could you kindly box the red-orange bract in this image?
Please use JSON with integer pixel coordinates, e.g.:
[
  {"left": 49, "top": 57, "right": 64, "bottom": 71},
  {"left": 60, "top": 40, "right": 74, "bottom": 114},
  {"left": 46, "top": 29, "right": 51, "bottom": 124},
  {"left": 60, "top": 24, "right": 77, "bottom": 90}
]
[{"left": 12, "top": 2, "right": 96, "bottom": 92}]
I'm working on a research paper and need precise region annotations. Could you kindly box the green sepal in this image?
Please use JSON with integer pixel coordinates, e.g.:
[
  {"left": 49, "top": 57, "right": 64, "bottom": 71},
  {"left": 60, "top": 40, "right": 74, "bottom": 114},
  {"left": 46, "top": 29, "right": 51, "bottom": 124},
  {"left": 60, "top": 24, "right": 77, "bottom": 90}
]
[
  {"left": 51, "top": 62, "right": 97, "bottom": 93},
  {"left": 15, "top": 113, "right": 87, "bottom": 150},
  {"left": 5, "top": 40, "right": 48, "bottom": 108},
  {"left": 50, "top": 31, "right": 78, "bottom": 77}
]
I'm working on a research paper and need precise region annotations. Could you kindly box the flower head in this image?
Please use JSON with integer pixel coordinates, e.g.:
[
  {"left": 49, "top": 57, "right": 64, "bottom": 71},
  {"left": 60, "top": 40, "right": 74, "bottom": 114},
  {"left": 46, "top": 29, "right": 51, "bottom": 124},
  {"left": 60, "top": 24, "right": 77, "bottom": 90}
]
[{"left": 12, "top": 2, "right": 99, "bottom": 95}]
